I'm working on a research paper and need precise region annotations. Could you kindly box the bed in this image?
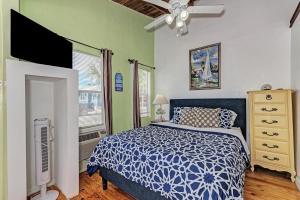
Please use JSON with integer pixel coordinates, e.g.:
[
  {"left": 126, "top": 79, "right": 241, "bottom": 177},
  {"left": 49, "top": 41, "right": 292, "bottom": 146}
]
[{"left": 87, "top": 99, "right": 249, "bottom": 200}]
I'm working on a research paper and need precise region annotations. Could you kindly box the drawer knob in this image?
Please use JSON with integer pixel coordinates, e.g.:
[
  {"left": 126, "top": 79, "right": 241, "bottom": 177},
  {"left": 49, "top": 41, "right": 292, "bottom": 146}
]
[
  {"left": 261, "top": 120, "right": 278, "bottom": 124},
  {"left": 262, "top": 131, "right": 279, "bottom": 136},
  {"left": 261, "top": 108, "right": 278, "bottom": 112},
  {"left": 263, "top": 155, "right": 279, "bottom": 161},
  {"left": 266, "top": 94, "right": 273, "bottom": 100},
  {"left": 262, "top": 143, "right": 279, "bottom": 148}
]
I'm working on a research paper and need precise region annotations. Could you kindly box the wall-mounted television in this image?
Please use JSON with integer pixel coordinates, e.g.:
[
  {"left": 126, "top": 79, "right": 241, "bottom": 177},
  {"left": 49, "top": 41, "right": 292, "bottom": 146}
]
[{"left": 11, "top": 9, "right": 73, "bottom": 69}]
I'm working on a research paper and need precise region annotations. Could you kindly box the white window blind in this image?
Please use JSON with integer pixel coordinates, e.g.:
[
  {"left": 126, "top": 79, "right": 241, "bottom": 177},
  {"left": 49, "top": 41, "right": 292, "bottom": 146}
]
[
  {"left": 73, "top": 51, "right": 105, "bottom": 131},
  {"left": 139, "top": 69, "right": 151, "bottom": 117}
]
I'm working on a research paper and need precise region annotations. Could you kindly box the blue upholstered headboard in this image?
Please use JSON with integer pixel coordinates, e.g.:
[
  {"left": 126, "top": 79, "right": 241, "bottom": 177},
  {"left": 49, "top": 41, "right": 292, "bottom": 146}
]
[{"left": 169, "top": 98, "right": 247, "bottom": 140}]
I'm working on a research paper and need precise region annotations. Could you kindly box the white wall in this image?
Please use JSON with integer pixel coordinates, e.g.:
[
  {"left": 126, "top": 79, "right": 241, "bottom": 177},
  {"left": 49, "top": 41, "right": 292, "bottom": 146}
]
[
  {"left": 6, "top": 59, "right": 79, "bottom": 199},
  {"left": 26, "top": 79, "right": 55, "bottom": 195},
  {"left": 155, "top": 0, "right": 298, "bottom": 100},
  {"left": 291, "top": 12, "right": 300, "bottom": 190}
]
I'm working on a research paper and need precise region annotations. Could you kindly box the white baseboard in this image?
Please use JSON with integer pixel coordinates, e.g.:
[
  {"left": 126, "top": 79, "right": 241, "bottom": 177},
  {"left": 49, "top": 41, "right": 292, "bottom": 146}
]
[{"left": 296, "top": 176, "right": 300, "bottom": 191}]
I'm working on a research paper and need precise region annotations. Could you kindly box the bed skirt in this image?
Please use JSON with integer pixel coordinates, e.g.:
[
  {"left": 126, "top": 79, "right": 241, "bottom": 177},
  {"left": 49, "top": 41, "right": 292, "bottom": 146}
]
[{"left": 99, "top": 167, "right": 167, "bottom": 200}]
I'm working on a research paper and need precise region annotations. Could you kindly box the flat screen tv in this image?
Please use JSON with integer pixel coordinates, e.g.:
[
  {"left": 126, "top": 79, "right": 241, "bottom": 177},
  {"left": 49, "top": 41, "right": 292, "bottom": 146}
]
[{"left": 11, "top": 9, "right": 73, "bottom": 69}]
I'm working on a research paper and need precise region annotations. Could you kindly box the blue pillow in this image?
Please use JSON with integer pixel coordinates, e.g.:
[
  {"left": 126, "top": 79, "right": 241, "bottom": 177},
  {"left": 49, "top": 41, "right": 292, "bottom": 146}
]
[{"left": 220, "top": 109, "right": 237, "bottom": 129}]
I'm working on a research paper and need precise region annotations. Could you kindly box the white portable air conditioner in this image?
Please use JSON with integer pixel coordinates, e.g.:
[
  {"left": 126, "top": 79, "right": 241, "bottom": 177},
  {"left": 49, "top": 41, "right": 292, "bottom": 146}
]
[
  {"left": 79, "top": 131, "right": 102, "bottom": 161},
  {"left": 32, "top": 118, "right": 58, "bottom": 200}
]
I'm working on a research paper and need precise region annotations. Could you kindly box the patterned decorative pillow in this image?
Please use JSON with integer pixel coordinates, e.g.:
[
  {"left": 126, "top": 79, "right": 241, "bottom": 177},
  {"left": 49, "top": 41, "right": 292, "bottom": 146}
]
[
  {"left": 220, "top": 109, "right": 238, "bottom": 129},
  {"left": 173, "top": 107, "right": 192, "bottom": 124},
  {"left": 179, "top": 107, "right": 221, "bottom": 128}
]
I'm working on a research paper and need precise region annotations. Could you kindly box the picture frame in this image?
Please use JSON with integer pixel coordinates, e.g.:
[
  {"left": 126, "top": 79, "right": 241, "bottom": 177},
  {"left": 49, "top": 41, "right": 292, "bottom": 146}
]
[
  {"left": 115, "top": 72, "right": 123, "bottom": 92},
  {"left": 189, "top": 43, "right": 221, "bottom": 90}
]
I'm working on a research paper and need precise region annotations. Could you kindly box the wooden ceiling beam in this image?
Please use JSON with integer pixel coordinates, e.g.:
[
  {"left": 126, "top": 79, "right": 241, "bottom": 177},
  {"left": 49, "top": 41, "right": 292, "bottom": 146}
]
[
  {"left": 290, "top": 2, "right": 300, "bottom": 28},
  {"left": 112, "top": 0, "right": 166, "bottom": 18},
  {"left": 112, "top": 0, "right": 197, "bottom": 18}
]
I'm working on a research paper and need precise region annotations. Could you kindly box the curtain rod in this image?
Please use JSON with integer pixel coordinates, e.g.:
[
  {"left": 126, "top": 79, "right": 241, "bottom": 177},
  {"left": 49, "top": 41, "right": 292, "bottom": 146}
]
[
  {"left": 64, "top": 37, "right": 114, "bottom": 55},
  {"left": 128, "top": 59, "right": 155, "bottom": 70}
]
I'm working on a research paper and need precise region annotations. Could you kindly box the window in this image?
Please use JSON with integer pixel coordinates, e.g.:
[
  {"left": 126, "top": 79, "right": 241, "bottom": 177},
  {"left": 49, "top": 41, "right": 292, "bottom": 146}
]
[
  {"left": 139, "top": 69, "right": 151, "bottom": 117},
  {"left": 73, "top": 51, "right": 104, "bottom": 132}
]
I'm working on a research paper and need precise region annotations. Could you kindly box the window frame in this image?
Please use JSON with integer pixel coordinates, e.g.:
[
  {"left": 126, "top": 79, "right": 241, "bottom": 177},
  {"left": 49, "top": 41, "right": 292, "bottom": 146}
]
[
  {"left": 138, "top": 68, "right": 151, "bottom": 118},
  {"left": 73, "top": 50, "right": 106, "bottom": 133}
]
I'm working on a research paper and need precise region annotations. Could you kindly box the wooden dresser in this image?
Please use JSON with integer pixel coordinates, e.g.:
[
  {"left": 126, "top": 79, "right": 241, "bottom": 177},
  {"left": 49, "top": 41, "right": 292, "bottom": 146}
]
[{"left": 248, "top": 89, "right": 296, "bottom": 182}]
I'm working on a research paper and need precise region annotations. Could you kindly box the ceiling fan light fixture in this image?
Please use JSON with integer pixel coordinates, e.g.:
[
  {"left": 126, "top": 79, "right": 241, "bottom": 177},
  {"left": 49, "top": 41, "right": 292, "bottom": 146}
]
[
  {"left": 180, "top": 10, "right": 189, "bottom": 21},
  {"left": 142, "top": 0, "right": 225, "bottom": 36},
  {"left": 176, "top": 19, "right": 184, "bottom": 28},
  {"left": 176, "top": 17, "right": 184, "bottom": 28},
  {"left": 165, "top": 14, "right": 174, "bottom": 25}
]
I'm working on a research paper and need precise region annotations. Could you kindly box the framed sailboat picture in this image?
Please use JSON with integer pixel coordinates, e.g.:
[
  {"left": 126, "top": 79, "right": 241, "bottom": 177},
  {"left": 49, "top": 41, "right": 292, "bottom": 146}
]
[{"left": 189, "top": 43, "right": 221, "bottom": 90}]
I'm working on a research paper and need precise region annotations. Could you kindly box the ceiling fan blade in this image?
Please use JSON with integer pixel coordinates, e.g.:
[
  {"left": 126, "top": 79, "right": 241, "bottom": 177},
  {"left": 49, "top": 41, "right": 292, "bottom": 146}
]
[
  {"left": 143, "top": 0, "right": 171, "bottom": 10},
  {"left": 187, "top": 5, "right": 225, "bottom": 14},
  {"left": 144, "top": 14, "right": 168, "bottom": 31},
  {"left": 180, "top": 0, "right": 191, "bottom": 6}
]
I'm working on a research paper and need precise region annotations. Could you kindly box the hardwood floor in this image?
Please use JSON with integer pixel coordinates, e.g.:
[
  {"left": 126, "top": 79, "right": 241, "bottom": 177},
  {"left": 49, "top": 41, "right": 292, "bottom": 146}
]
[
  {"left": 244, "top": 168, "right": 300, "bottom": 200},
  {"left": 31, "top": 168, "right": 300, "bottom": 200}
]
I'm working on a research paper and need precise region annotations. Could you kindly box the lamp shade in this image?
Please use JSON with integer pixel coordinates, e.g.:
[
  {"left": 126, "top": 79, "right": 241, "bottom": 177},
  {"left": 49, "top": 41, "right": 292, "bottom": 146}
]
[{"left": 153, "top": 95, "right": 168, "bottom": 105}]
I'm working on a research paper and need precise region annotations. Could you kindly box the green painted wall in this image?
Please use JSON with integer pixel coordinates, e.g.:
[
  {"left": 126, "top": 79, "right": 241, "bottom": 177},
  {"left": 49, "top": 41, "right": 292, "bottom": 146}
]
[
  {"left": 1, "top": 0, "right": 20, "bottom": 199},
  {"left": 0, "top": 1, "right": 154, "bottom": 198},
  {"left": 0, "top": 2, "right": 4, "bottom": 199},
  {"left": 20, "top": 0, "right": 155, "bottom": 133}
]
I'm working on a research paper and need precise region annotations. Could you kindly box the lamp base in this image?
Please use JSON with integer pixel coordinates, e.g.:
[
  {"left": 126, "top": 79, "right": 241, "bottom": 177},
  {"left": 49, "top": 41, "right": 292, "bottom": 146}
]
[{"left": 159, "top": 114, "right": 165, "bottom": 122}]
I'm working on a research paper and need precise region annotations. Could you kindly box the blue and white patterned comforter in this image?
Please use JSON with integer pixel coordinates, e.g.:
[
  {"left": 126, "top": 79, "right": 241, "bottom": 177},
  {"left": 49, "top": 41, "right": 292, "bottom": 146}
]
[{"left": 87, "top": 124, "right": 249, "bottom": 200}]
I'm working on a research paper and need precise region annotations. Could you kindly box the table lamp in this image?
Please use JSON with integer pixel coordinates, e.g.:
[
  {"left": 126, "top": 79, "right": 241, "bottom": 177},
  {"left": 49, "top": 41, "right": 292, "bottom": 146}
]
[{"left": 153, "top": 94, "right": 169, "bottom": 122}]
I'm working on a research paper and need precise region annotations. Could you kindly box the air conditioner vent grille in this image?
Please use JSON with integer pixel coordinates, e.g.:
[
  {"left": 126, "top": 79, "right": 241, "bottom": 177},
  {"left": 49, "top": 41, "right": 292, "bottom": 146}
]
[
  {"left": 79, "top": 132, "right": 100, "bottom": 142},
  {"left": 41, "top": 126, "right": 49, "bottom": 172}
]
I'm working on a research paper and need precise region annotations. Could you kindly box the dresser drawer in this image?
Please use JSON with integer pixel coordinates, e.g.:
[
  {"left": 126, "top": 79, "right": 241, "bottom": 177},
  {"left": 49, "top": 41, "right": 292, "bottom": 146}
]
[
  {"left": 255, "top": 138, "right": 289, "bottom": 154},
  {"left": 255, "top": 150, "right": 289, "bottom": 167},
  {"left": 254, "top": 127, "right": 289, "bottom": 141},
  {"left": 254, "top": 92, "right": 286, "bottom": 103},
  {"left": 254, "top": 115, "right": 288, "bottom": 128},
  {"left": 254, "top": 104, "right": 286, "bottom": 115}
]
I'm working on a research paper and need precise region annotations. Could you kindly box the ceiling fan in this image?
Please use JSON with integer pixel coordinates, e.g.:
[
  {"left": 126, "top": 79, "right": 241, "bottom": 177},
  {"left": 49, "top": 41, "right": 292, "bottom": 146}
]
[{"left": 143, "top": 0, "right": 225, "bottom": 36}]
